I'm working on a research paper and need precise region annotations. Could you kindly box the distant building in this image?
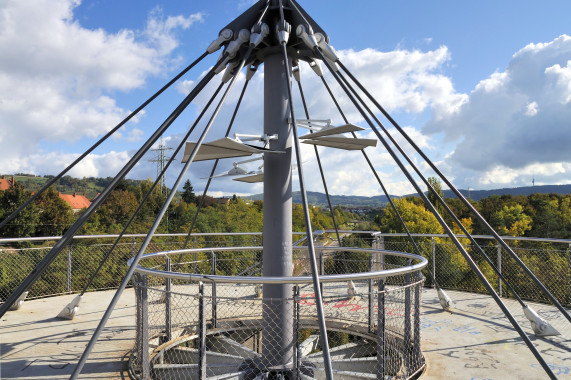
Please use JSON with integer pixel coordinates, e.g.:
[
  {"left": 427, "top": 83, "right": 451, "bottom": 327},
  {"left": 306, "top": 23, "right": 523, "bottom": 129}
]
[
  {"left": 58, "top": 192, "right": 91, "bottom": 213},
  {"left": 0, "top": 176, "right": 15, "bottom": 191}
]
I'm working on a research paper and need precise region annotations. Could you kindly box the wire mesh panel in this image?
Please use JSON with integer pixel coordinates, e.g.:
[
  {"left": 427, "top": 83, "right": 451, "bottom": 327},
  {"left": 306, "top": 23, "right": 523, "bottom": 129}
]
[{"left": 129, "top": 245, "right": 427, "bottom": 380}]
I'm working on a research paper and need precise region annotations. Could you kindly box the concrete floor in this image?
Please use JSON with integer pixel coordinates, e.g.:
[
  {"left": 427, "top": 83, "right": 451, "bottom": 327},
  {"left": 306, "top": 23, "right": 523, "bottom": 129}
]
[{"left": 1, "top": 287, "right": 569, "bottom": 379}]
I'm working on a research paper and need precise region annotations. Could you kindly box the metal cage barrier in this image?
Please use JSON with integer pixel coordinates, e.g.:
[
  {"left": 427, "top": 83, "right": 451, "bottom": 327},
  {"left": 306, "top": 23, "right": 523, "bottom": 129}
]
[{"left": 129, "top": 245, "right": 427, "bottom": 380}]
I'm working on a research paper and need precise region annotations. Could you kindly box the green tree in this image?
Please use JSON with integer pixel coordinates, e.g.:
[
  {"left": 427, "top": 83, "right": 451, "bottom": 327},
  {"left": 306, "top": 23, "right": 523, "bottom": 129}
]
[
  {"left": 182, "top": 180, "right": 197, "bottom": 204},
  {"left": 0, "top": 183, "right": 38, "bottom": 238},
  {"left": 427, "top": 176, "right": 444, "bottom": 215},
  {"left": 35, "top": 186, "right": 73, "bottom": 236},
  {"left": 490, "top": 204, "right": 532, "bottom": 237}
]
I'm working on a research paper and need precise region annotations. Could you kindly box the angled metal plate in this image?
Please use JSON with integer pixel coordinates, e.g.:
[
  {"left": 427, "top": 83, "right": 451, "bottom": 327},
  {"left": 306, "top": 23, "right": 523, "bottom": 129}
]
[
  {"left": 182, "top": 138, "right": 283, "bottom": 162},
  {"left": 302, "top": 136, "right": 377, "bottom": 150},
  {"left": 233, "top": 173, "right": 264, "bottom": 183},
  {"left": 299, "top": 123, "right": 365, "bottom": 139}
]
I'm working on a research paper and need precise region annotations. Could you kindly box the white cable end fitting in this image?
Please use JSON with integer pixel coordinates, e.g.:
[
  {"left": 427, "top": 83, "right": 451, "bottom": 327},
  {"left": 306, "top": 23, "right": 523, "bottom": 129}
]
[
  {"left": 277, "top": 20, "right": 291, "bottom": 45},
  {"left": 292, "top": 66, "right": 301, "bottom": 82},
  {"left": 207, "top": 29, "right": 233, "bottom": 54},
  {"left": 221, "top": 60, "right": 241, "bottom": 83},
  {"left": 523, "top": 305, "right": 560, "bottom": 336},
  {"left": 250, "top": 23, "right": 270, "bottom": 47},
  {"left": 315, "top": 32, "right": 339, "bottom": 62},
  {"left": 246, "top": 65, "right": 258, "bottom": 81},
  {"left": 296, "top": 24, "right": 318, "bottom": 50},
  {"left": 309, "top": 59, "right": 324, "bottom": 77}
]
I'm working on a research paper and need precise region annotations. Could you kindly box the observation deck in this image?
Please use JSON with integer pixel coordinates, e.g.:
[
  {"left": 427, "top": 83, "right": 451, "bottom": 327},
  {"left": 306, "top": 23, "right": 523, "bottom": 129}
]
[{"left": 1, "top": 232, "right": 569, "bottom": 379}]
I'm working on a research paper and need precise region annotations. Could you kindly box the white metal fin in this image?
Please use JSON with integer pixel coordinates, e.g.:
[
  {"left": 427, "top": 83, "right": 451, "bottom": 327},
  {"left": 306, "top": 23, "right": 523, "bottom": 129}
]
[
  {"left": 57, "top": 294, "right": 82, "bottom": 320},
  {"left": 523, "top": 305, "right": 560, "bottom": 336},
  {"left": 437, "top": 288, "right": 454, "bottom": 312}
]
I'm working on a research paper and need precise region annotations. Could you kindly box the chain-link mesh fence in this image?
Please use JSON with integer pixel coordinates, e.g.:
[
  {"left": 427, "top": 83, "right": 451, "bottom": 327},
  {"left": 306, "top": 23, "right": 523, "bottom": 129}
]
[
  {"left": 129, "top": 246, "right": 426, "bottom": 380},
  {"left": 377, "top": 236, "right": 571, "bottom": 308},
  {"left": 0, "top": 233, "right": 263, "bottom": 302}
]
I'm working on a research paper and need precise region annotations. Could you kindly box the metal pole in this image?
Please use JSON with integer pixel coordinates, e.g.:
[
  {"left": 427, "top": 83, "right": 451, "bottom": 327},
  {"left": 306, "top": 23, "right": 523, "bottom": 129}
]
[
  {"left": 165, "top": 256, "right": 172, "bottom": 343},
  {"left": 497, "top": 244, "right": 502, "bottom": 297},
  {"left": 368, "top": 254, "right": 374, "bottom": 333},
  {"left": 262, "top": 52, "right": 294, "bottom": 369},
  {"left": 198, "top": 282, "right": 206, "bottom": 380},
  {"left": 295, "top": 285, "right": 301, "bottom": 378},
  {"left": 431, "top": 237, "right": 436, "bottom": 288},
  {"left": 67, "top": 245, "right": 72, "bottom": 294},
  {"left": 376, "top": 279, "right": 385, "bottom": 380},
  {"left": 140, "top": 274, "right": 150, "bottom": 380},
  {"left": 211, "top": 252, "right": 217, "bottom": 328},
  {"left": 404, "top": 271, "right": 411, "bottom": 372}
]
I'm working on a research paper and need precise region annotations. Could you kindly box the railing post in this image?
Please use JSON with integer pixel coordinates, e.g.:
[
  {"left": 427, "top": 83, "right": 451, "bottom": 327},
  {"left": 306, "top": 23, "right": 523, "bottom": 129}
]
[
  {"left": 138, "top": 274, "right": 150, "bottom": 380},
  {"left": 67, "top": 244, "right": 72, "bottom": 294},
  {"left": 368, "top": 254, "right": 374, "bottom": 333},
  {"left": 131, "top": 237, "right": 136, "bottom": 257},
  {"left": 319, "top": 249, "right": 324, "bottom": 296},
  {"left": 211, "top": 252, "right": 217, "bottom": 328},
  {"left": 376, "top": 279, "right": 385, "bottom": 380},
  {"left": 294, "top": 285, "right": 301, "bottom": 378},
  {"left": 413, "top": 270, "right": 421, "bottom": 364},
  {"left": 431, "top": 237, "right": 436, "bottom": 288},
  {"left": 198, "top": 281, "right": 206, "bottom": 380},
  {"left": 164, "top": 256, "right": 172, "bottom": 343},
  {"left": 404, "top": 269, "right": 411, "bottom": 373},
  {"left": 497, "top": 244, "right": 502, "bottom": 297}
]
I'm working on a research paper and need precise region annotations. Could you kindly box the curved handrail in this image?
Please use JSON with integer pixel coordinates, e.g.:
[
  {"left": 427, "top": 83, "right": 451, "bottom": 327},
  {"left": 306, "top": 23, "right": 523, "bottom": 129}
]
[{"left": 128, "top": 245, "right": 428, "bottom": 284}]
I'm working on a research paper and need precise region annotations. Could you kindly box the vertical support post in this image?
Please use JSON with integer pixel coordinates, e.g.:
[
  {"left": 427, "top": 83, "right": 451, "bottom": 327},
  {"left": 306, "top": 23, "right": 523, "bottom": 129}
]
[
  {"left": 404, "top": 270, "right": 411, "bottom": 372},
  {"left": 262, "top": 52, "right": 294, "bottom": 370},
  {"left": 139, "top": 274, "right": 150, "bottom": 380},
  {"left": 294, "top": 285, "right": 301, "bottom": 378},
  {"left": 376, "top": 278, "right": 385, "bottom": 380},
  {"left": 211, "top": 252, "right": 217, "bottom": 328},
  {"left": 198, "top": 281, "right": 206, "bottom": 380},
  {"left": 319, "top": 249, "right": 324, "bottom": 296},
  {"left": 379, "top": 236, "right": 385, "bottom": 250},
  {"left": 165, "top": 256, "right": 172, "bottom": 343},
  {"left": 132, "top": 237, "right": 137, "bottom": 257},
  {"left": 431, "top": 237, "right": 436, "bottom": 288},
  {"left": 368, "top": 254, "right": 374, "bottom": 333},
  {"left": 497, "top": 244, "right": 502, "bottom": 297},
  {"left": 67, "top": 244, "right": 72, "bottom": 294},
  {"left": 413, "top": 271, "right": 421, "bottom": 363}
]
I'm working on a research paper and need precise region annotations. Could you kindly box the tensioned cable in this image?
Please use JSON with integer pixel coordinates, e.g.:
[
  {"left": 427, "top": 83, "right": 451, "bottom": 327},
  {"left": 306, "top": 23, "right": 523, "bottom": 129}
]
[
  {"left": 277, "top": 1, "right": 333, "bottom": 378},
  {"left": 70, "top": 44, "right": 255, "bottom": 379},
  {"left": 315, "top": 48, "right": 556, "bottom": 379},
  {"left": 316, "top": 72, "right": 439, "bottom": 285},
  {"left": 181, "top": 71, "right": 255, "bottom": 253},
  {"left": 337, "top": 60, "right": 571, "bottom": 324},
  {"left": 294, "top": 71, "right": 342, "bottom": 247},
  {"left": 333, "top": 66, "right": 540, "bottom": 309},
  {"left": 0, "top": 52, "right": 229, "bottom": 319},
  {"left": 78, "top": 82, "right": 225, "bottom": 296},
  {"left": 0, "top": 51, "right": 209, "bottom": 231}
]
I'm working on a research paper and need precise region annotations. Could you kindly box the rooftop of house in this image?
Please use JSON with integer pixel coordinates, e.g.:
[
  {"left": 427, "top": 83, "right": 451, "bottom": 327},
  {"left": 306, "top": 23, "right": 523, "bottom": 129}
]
[
  {"left": 0, "top": 176, "right": 15, "bottom": 191},
  {"left": 58, "top": 192, "right": 91, "bottom": 210}
]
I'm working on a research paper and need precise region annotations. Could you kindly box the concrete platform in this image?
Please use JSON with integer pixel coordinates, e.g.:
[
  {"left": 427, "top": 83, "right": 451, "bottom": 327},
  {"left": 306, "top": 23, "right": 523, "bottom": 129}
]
[{"left": 1, "top": 288, "right": 569, "bottom": 379}]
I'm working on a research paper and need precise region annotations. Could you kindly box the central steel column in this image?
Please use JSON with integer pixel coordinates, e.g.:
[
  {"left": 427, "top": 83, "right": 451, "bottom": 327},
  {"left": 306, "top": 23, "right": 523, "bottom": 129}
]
[{"left": 262, "top": 52, "right": 294, "bottom": 370}]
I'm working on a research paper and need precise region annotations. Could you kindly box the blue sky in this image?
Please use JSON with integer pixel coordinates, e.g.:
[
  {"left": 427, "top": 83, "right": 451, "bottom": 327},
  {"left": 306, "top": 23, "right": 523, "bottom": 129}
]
[{"left": 1, "top": 0, "right": 571, "bottom": 196}]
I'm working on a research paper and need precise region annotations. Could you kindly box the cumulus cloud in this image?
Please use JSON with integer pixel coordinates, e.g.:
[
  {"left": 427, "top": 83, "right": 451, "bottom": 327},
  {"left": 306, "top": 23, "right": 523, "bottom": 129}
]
[
  {"left": 425, "top": 35, "right": 571, "bottom": 187},
  {"left": 0, "top": 0, "right": 203, "bottom": 175},
  {"left": 171, "top": 45, "right": 457, "bottom": 196}
]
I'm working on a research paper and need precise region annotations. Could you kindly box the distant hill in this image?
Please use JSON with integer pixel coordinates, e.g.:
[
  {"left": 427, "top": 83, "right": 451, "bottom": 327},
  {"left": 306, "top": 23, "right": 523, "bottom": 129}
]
[
  {"left": 247, "top": 184, "right": 571, "bottom": 208},
  {"left": 439, "top": 184, "right": 571, "bottom": 201}
]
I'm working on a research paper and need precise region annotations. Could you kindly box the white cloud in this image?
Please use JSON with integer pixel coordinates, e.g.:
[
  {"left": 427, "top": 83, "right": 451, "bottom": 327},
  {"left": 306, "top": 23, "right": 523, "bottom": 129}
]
[
  {"left": 0, "top": 0, "right": 203, "bottom": 175},
  {"left": 425, "top": 35, "right": 571, "bottom": 189}
]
